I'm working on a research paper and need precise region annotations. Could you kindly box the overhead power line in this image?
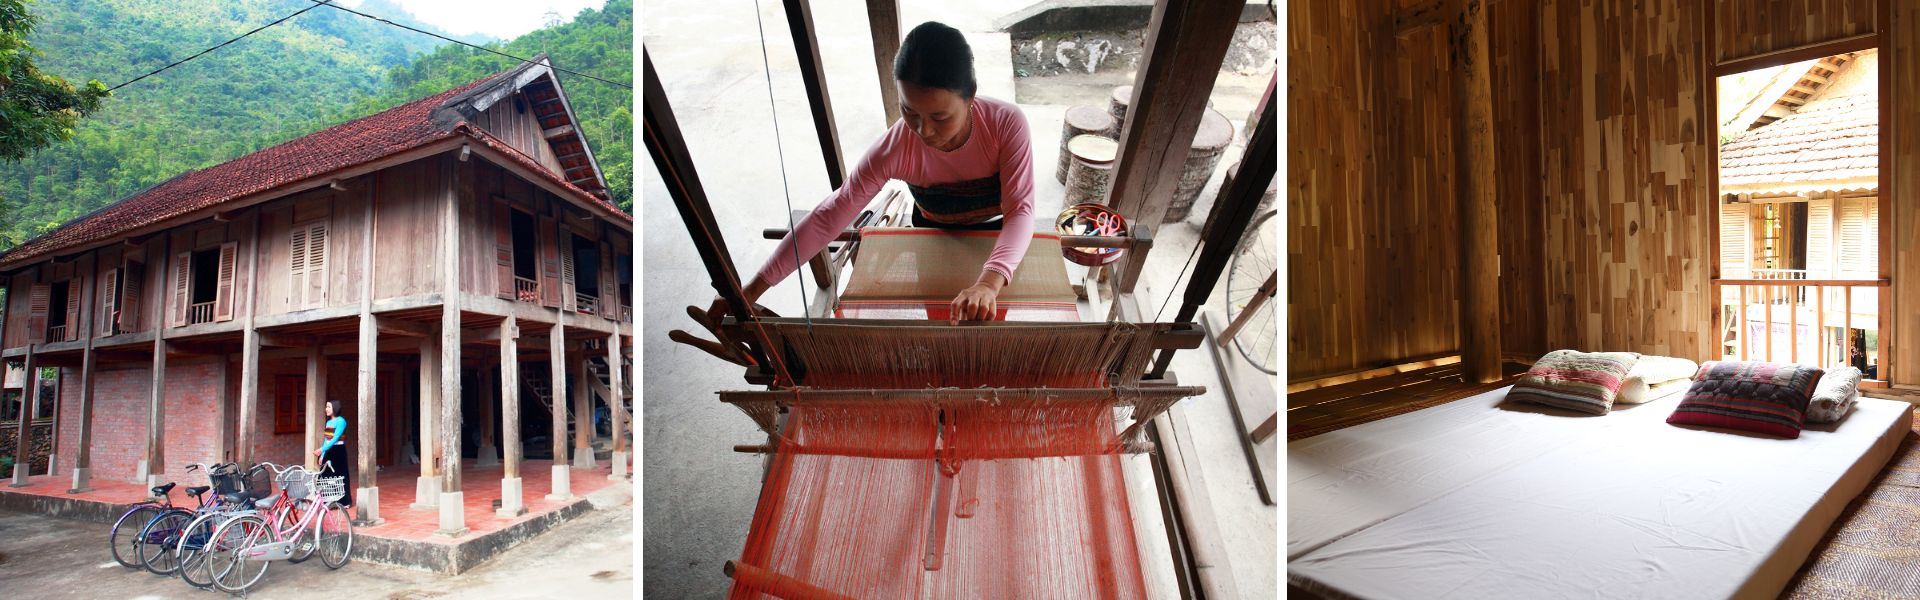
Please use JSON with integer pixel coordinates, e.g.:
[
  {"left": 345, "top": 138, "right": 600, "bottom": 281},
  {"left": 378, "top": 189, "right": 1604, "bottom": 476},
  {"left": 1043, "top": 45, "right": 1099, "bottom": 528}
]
[
  {"left": 108, "top": 0, "right": 336, "bottom": 92},
  {"left": 306, "top": 1, "right": 632, "bottom": 90}
]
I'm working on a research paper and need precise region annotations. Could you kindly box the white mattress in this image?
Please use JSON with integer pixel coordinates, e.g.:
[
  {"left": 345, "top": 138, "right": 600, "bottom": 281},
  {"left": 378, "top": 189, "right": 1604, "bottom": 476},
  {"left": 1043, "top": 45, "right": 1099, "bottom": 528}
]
[{"left": 1288, "top": 388, "right": 1912, "bottom": 600}]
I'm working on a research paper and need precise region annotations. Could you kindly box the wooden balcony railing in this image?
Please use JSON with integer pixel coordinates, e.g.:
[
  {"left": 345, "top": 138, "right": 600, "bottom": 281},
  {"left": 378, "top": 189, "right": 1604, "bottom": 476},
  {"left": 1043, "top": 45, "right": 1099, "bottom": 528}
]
[
  {"left": 515, "top": 276, "right": 539, "bottom": 303},
  {"left": 576, "top": 293, "right": 599, "bottom": 315},
  {"left": 622, "top": 304, "right": 633, "bottom": 322},
  {"left": 1715, "top": 278, "right": 1889, "bottom": 377},
  {"left": 187, "top": 301, "right": 215, "bottom": 325},
  {"left": 45, "top": 325, "right": 66, "bottom": 342}
]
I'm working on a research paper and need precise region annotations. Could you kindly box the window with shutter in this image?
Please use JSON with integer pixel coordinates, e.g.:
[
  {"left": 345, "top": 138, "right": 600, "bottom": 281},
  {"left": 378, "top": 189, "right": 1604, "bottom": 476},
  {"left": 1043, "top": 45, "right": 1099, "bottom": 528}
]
[
  {"left": 99, "top": 268, "right": 119, "bottom": 337},
  {"left": 1807, "top": 198, "right": 1834, "bottom": 277},
  {"left": 26, "top": 283, "right": 50, "bottom": 344},
  {"left": 538, "top": 215, "right": 561, "bottom": 308},
  {"left": 64, "top": 279, "right": 81, "bottom": 341},
  {"left": 214, "top": 242, "right": 237, "bottom": 321},
  {"left": 171, "top": 252, "right": 190, "bottom": 327},
  {"left": 559, "top": 228, "right": 577, "bottom": 312},
  {"left": 600, "top": 241, "right": 617, "bottom": 321},
  {"left": 307, "top": 221, "right": 328, "bottom": 308},
  {"left": 1839, "top": 199, "right": 1872, "bottom": 278},
  {"left": 291, "top": 226, "right": 308, "bottom": 309},
  {"left": 494, "top": 199, "right": 515, "bottom": 299},
  {"left": 1719, "top": 202, "right": 1750, "bottom": 279},
  {"left": 120, "top": 261, "right": 144, "bottom": 333}
]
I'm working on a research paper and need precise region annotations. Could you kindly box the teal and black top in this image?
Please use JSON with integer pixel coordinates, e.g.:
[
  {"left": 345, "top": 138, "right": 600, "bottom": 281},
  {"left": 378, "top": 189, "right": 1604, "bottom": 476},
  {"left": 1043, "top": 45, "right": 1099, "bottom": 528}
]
[{"left": 319, "top": 416, "right": 346, "bottom": 453}]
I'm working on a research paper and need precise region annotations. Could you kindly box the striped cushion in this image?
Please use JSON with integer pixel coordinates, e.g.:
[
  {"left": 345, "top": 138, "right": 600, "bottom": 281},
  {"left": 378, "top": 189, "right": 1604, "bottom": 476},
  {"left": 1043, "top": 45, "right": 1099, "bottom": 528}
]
[
  {"left": 1667, "top": 361, "right": 1823, "bottom": 438},
  {"left": 1506, "top": 350, "right": 1641, "bottom": 415}
]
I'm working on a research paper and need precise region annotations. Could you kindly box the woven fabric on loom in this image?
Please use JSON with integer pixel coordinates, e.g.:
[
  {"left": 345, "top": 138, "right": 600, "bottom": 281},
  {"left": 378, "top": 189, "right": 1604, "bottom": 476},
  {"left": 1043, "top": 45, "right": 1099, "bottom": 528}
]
[
  {"left": 724, "top": 388, "right": 1200, "bottom": 600},
  {"left": 836, "top": 228, "right": 1080, "bottom": 320},
  {"left": 757, "top": 320, "right": 1163, "bottom": 388}
]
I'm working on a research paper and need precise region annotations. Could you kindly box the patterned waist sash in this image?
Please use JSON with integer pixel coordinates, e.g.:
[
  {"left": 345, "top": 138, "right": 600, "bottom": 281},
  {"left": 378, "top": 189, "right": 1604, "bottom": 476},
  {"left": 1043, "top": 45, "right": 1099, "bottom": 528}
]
[{"left": 908, "top": 174, "right": 1002, "bottom": 225}]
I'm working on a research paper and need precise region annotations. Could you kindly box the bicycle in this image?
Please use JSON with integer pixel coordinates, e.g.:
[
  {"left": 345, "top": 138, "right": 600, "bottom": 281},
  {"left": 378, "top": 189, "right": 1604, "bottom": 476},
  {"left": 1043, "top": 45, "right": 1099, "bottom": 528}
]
[
  {"left": 107, "top": 476, "right": 189, "bottom": 569},
  {"left": 132, "top": 463, "right": 237, "bottom": 576},
  {"left": 1222, "top": 208, "right": 1277, "bottom": 375},
  {"left": 204, "top": 462, "right": 355, "bottom": 593},
  {"left": 175, "top": 462, "right": 276, "bottom": 589}
]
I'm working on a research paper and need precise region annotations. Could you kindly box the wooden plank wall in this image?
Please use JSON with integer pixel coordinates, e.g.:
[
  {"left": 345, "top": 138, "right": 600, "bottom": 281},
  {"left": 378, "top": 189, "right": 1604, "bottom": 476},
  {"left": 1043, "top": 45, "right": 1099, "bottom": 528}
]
[
  {"left": 1715, "top": 0, "right": 1877, "bottom": 62},
  {"left": 1889, "top": 0, "right": 1918, "bottom": 386},
  {"left": 1538, "top": 0, "right": 1714, "bottom": 360},
  {"left": 474, "top": 97, "right": 568, "bottom": 177},
  {"left": 1287, "top": 0, "right": 1548, "bottom": 381},
  {"left": 373, "top": 156, "right": 453, "bottom": 301}
]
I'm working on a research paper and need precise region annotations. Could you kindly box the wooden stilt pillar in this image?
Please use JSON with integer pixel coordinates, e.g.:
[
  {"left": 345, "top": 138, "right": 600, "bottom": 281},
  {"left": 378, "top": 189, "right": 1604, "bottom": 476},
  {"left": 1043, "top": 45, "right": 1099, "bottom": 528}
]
[
  {"left": 412, "top": 331, "right": 441, "bottom": 511},
  {"left": 497, "top": 317, "right": 525, "bottom": 517},
  {"left": 69, "top": 345, "right": 96, "bottom": 493},
  {"left": 238, "top": 329, "right": 260, "bottom": 467},
  {"left": 572, "top": 350, "right": 595, "bottom": 469},
  {"left": 212, "top": 358, "right": 229, "bottom": 467},
  {"left": 305, "top": 346, "right": 324, "bottom": 471},
  {"left": 1452, "top": 0, "right": 1502, "bottom": 384},
  {"left": 607, "top": 327, "right": 627, "bottom": 480},
  {"left": 10, "top": 347, "right": 36, "bottom": 487},
  {"left": 437, "top": 157, "right": 468, "bottom": 538},
  {"left": 547, "top": 323, "right": 571, "bottom": 501},
  {"left": 477, "top": 361, "right": 500, "bottom": 468},
  {"left": 143, "top": 338, "right": 168, "bottom": 487},
  {"left": 355, "top": 312, "right": 382, "bottom": 524},
  {"left": 865, "top": 0, "right": 902, "bottom": 126}
]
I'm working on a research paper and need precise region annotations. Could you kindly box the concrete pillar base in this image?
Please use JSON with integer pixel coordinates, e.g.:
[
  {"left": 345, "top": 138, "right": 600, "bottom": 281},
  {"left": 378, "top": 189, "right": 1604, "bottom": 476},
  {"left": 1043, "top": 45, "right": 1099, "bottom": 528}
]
[
  {"left": 135, "top": 459, "right": 151, "bottom": 485},
  {"left": 409, "top": 476, "right": 440, "bottom": 510},
  {"left": 573, "top": 451, "right": 597, "bottom": 470},
  {"left": 496, "top": 477, "right": 526, "bottom": 518},
  {"left": 545, "top": 465, "right": 572, "bottom": 502},
  {"left": 436, "top": 491, "right": 468, "bottom": 538},
  {"left": 476, "top": 445, "right": 500, "bottom": 468},
  {"left": 354, "top": 487, "right": 384, "bottom": 526},
  {"left": 68, "top": 467, "right": 91, "bottom": 494},
  {"left": 147, "top": 473, "right": 162, "bottom": 490},
  {"left": 609, "top": 451, "right": 629, "bottom": 480},
  {"left": 10, "top": 463, "right": 28, "bottom": 487}
]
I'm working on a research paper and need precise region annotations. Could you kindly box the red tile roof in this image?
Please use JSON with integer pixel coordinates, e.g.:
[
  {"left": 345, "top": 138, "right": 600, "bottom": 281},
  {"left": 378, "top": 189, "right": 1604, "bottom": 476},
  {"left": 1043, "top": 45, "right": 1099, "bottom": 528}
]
[{"left": 0, "top": 66, "right": 629, "bottom": 269}]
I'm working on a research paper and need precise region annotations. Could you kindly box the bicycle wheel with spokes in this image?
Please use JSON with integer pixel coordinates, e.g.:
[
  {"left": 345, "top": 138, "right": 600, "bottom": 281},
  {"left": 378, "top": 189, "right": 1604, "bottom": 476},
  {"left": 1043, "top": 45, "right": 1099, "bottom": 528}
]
[
  {"left": 319, "top": 503, "right": 354, "bottom": 569},
  {"left": 207, "top": 514, "right": 271, "bottom": 593},
  {"left": 137, "top": 509, "right": 193, "bottom": 575},
  {"left": 108, "top": 504, "right": 162, "bottom": 568},
  {"left": 176, "top": 513, "right": 229, "bottom": 589},
  {"left": 285, "top": 501, "right": 318, "bottom": 564},
  {"left": 1225, "top": 210, "right": 1277, "bottom": 374}
]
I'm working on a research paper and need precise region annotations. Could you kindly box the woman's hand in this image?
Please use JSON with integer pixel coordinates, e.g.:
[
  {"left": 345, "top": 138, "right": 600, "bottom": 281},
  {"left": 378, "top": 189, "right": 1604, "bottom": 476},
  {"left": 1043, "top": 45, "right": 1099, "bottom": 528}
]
[
  {"left": 313, "top": 448, "right": 322, "bottom": 457},
  {"left": 950, "top": 271, "right": 1008, "bottom": 324}
]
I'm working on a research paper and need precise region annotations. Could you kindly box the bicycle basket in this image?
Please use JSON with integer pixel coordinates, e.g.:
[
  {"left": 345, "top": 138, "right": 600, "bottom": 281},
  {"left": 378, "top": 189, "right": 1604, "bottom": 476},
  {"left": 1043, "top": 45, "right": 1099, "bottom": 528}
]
[
  {"left": 243, "top": 464, "right": 274, "bottom": 501},
  {"left": 315, "top": 476, "right": 347, "bottom": 503},
  {"left": 278, "top": 468, "right": 318, "bottom": 501},
  {"left": 209, "top": 464, "right": 243, "bottom": 496}
]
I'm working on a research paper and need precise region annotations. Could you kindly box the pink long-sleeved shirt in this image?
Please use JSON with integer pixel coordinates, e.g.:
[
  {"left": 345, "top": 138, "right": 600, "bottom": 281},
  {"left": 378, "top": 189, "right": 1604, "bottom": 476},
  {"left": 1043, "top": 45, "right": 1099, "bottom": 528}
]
[{"left": 755, "top": 95, "right": 1036, "bottom": 287}]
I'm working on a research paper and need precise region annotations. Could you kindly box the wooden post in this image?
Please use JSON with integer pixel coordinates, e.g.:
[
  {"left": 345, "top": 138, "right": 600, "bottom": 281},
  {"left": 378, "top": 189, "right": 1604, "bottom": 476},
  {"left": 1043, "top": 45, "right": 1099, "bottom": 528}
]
[
  {"left": 866, "top": 0, "right": 902, "bottom": 126},
  {"left": 782, "top": 0, "right": 847, "bottom": 189},
  {"left": 437, "top": 155, "right": 468, "bottom": 538},
  {"left": 212, "top": 358, "right": 228, "bottom": 468},
  {"left": 70, "top": 254, "right": 100, "bottom": 493},
  {"left": 356, "top": 178, "right": 382, "bottom": 524},
  {"left": 10, "top": 346, "right": 35, "bottom": 487},
  {"left": 497, "top": 316, "right": 525, "bottom": 517},
  {"left": 305, "top": 346, "right": 324, "bottom": 471},
  {"left": 238, "top": 329, "right": 260, "bottom": 467},
  {"left": 477, "top": 361, "right": 500, "bottom": 468},
  {"left": 411, "top": 330, "right": 441, "bottom": 511},
  {"left": 1452, "top": 0, "right": 1501, "bottom": 384},
  {"left": 147, "top": 338, "right": 166, "bottom": 487},
  {"left": 572, "top": 350, "right": 594, "bottom": 469},
  {"left": 1103, "top": 0, "right": 1245, "bottom": 228},
  {"left": 547, "top": 323, "right": 571, "bottom": 501},
  {"left": 607, "top": 326, "right": 627, "bottom": 480}
]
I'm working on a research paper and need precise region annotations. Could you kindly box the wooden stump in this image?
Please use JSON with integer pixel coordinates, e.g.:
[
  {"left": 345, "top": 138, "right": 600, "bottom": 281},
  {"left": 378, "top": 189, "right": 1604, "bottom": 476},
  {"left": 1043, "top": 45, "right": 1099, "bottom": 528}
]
[
  {"left": 1056, "top": 105, "right": 1115, "bottom": 184},
  {"left": 1168, "top": 108, "right": 1236, "bottom": 222},
  {"left": 1106, "top": 85, "right": 1134, "bottom": 138},
  {"left": 1064, "top": 135, "right": 1120, "bottom": 206}
]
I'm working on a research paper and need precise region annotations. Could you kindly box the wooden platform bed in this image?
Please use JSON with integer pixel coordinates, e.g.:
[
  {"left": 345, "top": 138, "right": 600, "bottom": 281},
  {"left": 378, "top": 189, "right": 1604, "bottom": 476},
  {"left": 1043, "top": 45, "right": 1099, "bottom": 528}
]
[{"left": 1287, "top": 385, "right": 1913, "bottom": 600}]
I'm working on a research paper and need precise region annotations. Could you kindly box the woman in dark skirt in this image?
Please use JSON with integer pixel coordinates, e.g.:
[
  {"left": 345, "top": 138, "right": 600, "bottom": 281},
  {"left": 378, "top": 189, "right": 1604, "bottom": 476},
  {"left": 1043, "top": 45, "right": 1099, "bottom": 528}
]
[{"left": 312, "top": 399, "right": 352, "bottom": 508}]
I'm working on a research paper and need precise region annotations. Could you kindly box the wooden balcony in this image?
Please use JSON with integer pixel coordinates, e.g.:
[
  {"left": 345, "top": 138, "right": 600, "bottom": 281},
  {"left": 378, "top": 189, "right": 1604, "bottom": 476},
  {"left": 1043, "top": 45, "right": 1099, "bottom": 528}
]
[
  {"left": 1715, "top": 277, "right": 1888, "bottom": 376},
  {"left": 576, "top": 293, "right": 599, "bottom": 316},
  {"left": 188, "top": 301, "right": 215, "bottom": 325},
  {"left": 44, "top": 325, "right": 65, "bottom": 343},
  {"left": 515, "top": 276, "right": 539, "bottom": 303}
]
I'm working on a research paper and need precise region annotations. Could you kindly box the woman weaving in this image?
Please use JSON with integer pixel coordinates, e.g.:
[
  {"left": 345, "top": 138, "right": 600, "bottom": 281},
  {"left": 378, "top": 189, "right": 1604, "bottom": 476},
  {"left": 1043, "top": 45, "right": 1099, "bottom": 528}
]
[{"left": 710, "top": 21, "right": 1036, "bottom": 324}]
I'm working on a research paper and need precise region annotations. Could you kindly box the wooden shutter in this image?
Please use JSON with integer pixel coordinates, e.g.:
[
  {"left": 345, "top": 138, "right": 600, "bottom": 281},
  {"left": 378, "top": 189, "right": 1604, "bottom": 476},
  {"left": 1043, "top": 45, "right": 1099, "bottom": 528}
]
[
  {"left": 600, "top": 241, "right": 617, "bottom": 321},
  {"left": 214, "top": 241, "right": 238, "bottom": 322},
  {"left": 26, "top": 283, "right": 50, "bottom": 344},
  {"left": 120, "top": 261, "right": 144, "bottom": 332},
  {"left": 1720, "top": 202, "right": 1750, "bottom": 279},
  {"left": 539, "top": 215, "right": 561, "bottom": 308},
  {"left": 171, "top": 252, "right": 190, "bottom": 327},
  {"left": 1839, "top": 198, "right": 1877, "bottom": 278},
  {"left": 99, "top": 268, "right": 119, "bottom": 337},
  {"left": 1807, "top": 198, "right": 1834, "bottom": 277},
  {"left": 63, "top": 279, "right": 81, "bottom": 341},
  {"left": 306, "top": 221, "right": 328, "bottom": 308},
  {"left": 290, "top": 225, "right": 308, "bottom": 309},
  {"left": 559, "top": 228, "right": 577, "bottom": 312},
  {"left": 494, "top": 200, "right": 516, "bottom": 299}
]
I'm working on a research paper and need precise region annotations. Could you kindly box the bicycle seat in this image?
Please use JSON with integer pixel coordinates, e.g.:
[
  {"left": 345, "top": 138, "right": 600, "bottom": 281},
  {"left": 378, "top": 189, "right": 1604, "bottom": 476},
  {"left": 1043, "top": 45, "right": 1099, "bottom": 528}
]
[
  {"left": 152, "top": 482, "right": 177, "bottom": 496},
  {"left": 255, "top": 494, "right": 280, "bottom": 510},
  {"left": 186, "top": 485, "right": 211, "bottom": 498}
]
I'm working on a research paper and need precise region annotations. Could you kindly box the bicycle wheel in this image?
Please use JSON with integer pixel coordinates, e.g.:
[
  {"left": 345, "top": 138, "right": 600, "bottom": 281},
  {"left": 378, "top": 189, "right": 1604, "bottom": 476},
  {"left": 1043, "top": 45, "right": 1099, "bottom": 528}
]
[
  {"left": 207, "top": 514, "right": 271, "bottom": 593},
  {"left": 137, "top": 509, "right": 193, "bottom": 575},
  {"left": 176, "top": 513, "right": 229, "bottom": 589},
  {"left": 1225, "top": 210, "right": 1277, "bottom": 374},
  {"left": 318, "top": 503, "right": 354, "bottom": 569},
  {"left": 109, "top": 504, "right": 162, "bottom": 568},
  {"left": 286, "top": 501, "right": 318, "bottom": 564}
]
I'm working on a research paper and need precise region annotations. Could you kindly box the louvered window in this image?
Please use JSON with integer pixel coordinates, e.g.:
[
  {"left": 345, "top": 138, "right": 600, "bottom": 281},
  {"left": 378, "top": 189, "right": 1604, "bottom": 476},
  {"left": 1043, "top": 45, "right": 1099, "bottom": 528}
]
[{"left": 290, "top": 220, "right": 329, "bottom": 309}]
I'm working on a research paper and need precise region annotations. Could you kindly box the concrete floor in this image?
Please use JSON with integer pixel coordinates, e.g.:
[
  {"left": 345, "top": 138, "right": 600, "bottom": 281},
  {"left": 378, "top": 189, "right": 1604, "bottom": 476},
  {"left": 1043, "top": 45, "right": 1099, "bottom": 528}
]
[
  {"left": 0, "top": 497, "right": 633, "bottom": 599},
  {"left": 642, "top": 1, "right": 1277, "bottom": 597}
]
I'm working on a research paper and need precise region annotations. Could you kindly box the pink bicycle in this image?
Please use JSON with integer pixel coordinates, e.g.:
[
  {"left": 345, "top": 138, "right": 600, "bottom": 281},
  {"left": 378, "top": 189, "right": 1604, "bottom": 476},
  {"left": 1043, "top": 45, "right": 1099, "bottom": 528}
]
[{"left": 201, "top": 462, "right": 353, "bottom": 593}]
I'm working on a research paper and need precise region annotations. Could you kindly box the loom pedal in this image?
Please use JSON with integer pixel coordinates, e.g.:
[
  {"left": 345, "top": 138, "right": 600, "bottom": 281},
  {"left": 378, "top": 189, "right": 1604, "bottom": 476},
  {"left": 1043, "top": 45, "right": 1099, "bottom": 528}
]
[{"left": 924, "top": 468, "right": 957, "bottom": 571}]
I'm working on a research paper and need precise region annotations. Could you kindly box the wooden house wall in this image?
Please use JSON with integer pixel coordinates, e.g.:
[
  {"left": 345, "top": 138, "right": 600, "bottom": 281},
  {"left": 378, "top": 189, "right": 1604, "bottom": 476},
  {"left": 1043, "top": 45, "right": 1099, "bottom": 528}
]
[
  {"left": 1889, "top": 0, "right": 1918, "bottom": 385},
  {"left": 1490, "top": 0, "right": 1547, "bottom": 359},
  {"left": 1714, "top": 0, "right": 1878, "bottom": 63},
  {"left": 1538, "top": 0, "right": 1713, "bottom": 359},
  {"left": 3, "top": 271, "right": 30, "bottom": 349},
  {"left": 473, "top": 96, "right": 568, "bottom": 176},
  {"left": 372, "top": 155, "right": 454, "bottom": 300}
]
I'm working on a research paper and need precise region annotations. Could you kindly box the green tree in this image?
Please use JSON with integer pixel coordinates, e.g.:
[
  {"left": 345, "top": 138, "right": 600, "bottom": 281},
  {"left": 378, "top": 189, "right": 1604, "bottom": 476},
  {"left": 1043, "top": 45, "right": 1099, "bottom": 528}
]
[{"left": 0, "top": 0, "right": 107, "bottom": 161}]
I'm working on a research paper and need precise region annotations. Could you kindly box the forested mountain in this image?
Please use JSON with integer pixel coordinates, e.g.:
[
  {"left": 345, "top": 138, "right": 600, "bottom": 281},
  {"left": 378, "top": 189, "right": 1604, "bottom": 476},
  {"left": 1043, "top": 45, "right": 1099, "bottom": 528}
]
[{"left": 0, "top": 0, "right": 630, "bottom": 250}]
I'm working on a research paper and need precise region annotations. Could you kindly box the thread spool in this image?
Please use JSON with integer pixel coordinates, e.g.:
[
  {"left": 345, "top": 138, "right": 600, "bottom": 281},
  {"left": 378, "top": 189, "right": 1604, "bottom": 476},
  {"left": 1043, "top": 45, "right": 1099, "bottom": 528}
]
[
  {"left": 1106, "top": 85, "right": 1133, "bottom": 138},
  {"left": 1056, "top": 105, "right": 1115, "bottom": 185},
  {"left": 1064, "top": 135, "right": 1119, "bottom": 207},
  {"left": 1168, "top": 108, "right": 1235, "bottom": 222}
]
